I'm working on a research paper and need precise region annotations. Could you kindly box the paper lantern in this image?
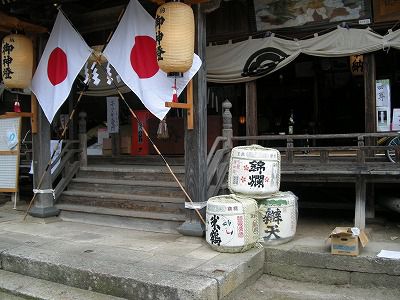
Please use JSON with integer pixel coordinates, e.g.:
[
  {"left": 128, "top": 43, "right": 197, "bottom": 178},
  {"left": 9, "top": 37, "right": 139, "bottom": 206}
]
[
  {"left": 350, "top": 55, "right": 364, "bottom": 76},
  {"left": 155, "top": 1, "right": 194, "bottom": 74},
  {"left": 2, "top": 33, "right": 33, "bottom": 89}
]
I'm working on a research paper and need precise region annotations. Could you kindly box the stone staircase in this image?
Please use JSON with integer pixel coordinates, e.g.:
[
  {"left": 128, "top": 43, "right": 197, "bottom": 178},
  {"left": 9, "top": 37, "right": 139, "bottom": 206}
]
[{"left": 56, "top": 155, "right": 186, "bottom": 233}]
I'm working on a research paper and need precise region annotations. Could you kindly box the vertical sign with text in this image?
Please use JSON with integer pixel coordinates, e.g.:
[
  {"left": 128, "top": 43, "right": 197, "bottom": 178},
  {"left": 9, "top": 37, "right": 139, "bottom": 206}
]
[
  {"left": 376, "top": 79, "right": 391, "bottom": 132},
  {"left": 106, "top": 97, "right": 119, "bottom": 134}
]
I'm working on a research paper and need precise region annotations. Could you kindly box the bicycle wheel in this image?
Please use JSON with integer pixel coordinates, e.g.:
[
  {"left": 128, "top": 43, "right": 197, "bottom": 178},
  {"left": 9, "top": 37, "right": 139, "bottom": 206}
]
[{"left": 386, "top": 136, "right": 400, "bottom": 163}]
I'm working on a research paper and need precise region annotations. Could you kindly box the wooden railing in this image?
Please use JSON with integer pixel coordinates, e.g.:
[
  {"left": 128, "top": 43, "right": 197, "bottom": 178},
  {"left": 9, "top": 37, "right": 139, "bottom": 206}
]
[
  {"left": 206, "top": 99, "right": 400, "bottom": 199},
  {"left": 52, "top": 140, "right": 81, "bottom": 200},
  {"left": 18, "top": 127, "right": 83, "bottom": 202},
  {"left": 231, "top": 132, "right": 400, "bottom": 164},
  {"left": 207, "top": 136, "right": 230, "bottom": 198}
]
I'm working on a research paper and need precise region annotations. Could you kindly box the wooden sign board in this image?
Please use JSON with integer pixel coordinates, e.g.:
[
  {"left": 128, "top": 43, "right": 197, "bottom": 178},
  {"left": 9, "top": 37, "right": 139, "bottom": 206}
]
[
  {"left": 373, "top": 0, "right": 400, "bottom": 23},
  {"left": 0, "top": 116, "right": 21, "bottom": 192}
]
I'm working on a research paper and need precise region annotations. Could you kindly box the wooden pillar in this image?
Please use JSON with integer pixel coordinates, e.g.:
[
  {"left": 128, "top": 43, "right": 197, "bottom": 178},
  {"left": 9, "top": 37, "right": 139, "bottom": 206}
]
[
  {"left": 222, "top": 99, "right": 233, "bottom": 149},
  {"left": 178, "top": 4, "right": 207, "bottom": 236},
  {"left": 30, "top": 34, "right": 59, "bottom": 218},
  {"left": 364, "top": 53, "right": 376, "bottom": 220},
  {"left": 246, "top": 81, "right": 257, "bottom": 144},
  {"left": 111, "top": 133, "right": 120, "bottom": 156},
  {"left": 68, "top": 93, "right": 74, "bottom": 140},
  {"left": 30, "top": 108, "right": 59, "bottom": 218},
  {"left": 355, "top": 176, "right": 366, "bottom": 230},
  {"left": 78, "top": 112, "right": 87, "bottom": 167},
  {"left": 364, "top": 53, "right": 376, "bottom": 134}
]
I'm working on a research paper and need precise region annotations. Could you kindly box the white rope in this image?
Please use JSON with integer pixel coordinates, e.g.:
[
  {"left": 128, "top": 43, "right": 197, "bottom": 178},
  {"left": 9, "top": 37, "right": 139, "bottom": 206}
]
[
  {"left": 33, "top": 189, "right": 55, "bottom": 200},
  {"left": 185, "top": 201, "right": 207, "bottom": 210}
]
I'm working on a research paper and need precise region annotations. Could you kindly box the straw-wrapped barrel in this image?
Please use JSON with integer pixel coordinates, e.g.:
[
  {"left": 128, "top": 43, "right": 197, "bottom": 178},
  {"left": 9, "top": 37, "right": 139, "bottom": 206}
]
[
  {"left": 258, "top": 191, "right": 298, "bottom": 245},
  {"left": 206, "top": 194, "right": 259, "bottom": 253},
  {"left": 228, "top": 145, "right": 281, "bottom": 198}
]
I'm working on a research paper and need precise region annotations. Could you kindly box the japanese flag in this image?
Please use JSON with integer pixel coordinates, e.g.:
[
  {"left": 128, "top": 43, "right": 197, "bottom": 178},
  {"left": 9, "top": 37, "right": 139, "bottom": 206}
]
[
  {"left": 31, "top": 11, "right": 92, "bottom": 123},
  {"left": 103, "top": 0, "right": 202, "bottom": 120}
]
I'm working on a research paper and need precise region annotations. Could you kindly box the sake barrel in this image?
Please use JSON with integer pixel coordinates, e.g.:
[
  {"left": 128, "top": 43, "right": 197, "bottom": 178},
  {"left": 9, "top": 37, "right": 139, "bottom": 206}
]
[
  {"left": 258, "top": 191, "right": 298, "bottom": 245},
  {"left": 228, "top": 145, "right": 281, "bottom": 198},
  {"left": 206, "top": 194, "right": 259, "bottom": 253}
]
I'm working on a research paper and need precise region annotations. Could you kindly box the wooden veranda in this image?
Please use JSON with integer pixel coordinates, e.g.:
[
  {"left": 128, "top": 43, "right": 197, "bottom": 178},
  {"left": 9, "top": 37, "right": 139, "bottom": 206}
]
[{"left": 206, "top": 100, "right": 400, "bottom": 230}]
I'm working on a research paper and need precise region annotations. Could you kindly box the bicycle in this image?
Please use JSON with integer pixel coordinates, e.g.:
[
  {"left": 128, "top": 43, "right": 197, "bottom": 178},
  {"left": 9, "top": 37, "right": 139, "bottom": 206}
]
[{"left": 378, "top": 133, "right": 400, "bottom": 163}]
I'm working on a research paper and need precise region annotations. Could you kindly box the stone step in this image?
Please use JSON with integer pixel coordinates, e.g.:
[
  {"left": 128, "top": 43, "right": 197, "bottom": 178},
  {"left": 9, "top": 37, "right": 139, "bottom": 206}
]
[
  {"left": 68, "top": 177, "right": 184, "bottom": 198},
  {"left": 232, "top": 274, "right": 400, "bottom": 300},
  {"left": 0, "top": 230, "right": 265, "bottom": 299},
  {"left": 59, "top": 190, "right": 185, "bottom": 213},
  {"left": 57, "top": 190, "right": 185, "bottom": 213},
  {"left": 263, "top": 237, "right": 400, "bottom": 288},
  {"left": 57, "top": 205, "right": 185, "bottom": 234},
  {"left": 78, "top": 165, "right": 185, "bottom": 182},
  {"left": 87, "top": 155, "right": 185, "bottom": 166},
  {"left": 56, "top": 203, "right": 186, "bottom": 221},
  {"left": 0, "top": 270, "right": 124, "bottom": 300}
]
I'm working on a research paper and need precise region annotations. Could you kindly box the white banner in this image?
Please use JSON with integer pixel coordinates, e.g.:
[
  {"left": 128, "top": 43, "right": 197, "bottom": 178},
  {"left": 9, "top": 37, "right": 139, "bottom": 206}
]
[
  {"left": 392, "top": 109, "right": 400, "bottom": 131},
  {"left": 377, "top": 107, "right": 391, "bottom": 132},
  {"left": 106, "top": 97, "right": 119, "bottom": 134}
]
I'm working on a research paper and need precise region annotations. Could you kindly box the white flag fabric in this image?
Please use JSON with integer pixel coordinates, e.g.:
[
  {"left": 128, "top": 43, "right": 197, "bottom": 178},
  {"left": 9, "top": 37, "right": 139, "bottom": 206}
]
[
  {"left": 103, "top": 0, "right": 202, "bottom": 120},
  {"left": 31, "top": 11, "right": 92, "bottom": 123}
]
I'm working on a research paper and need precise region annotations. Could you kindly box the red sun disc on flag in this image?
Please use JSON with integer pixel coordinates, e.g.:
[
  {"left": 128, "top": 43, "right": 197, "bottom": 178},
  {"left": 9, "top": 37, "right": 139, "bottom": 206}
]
[
  {"left": 130, "top": 36, "right": 159, "bottom": 79},
  {"left": 47, "top": 47, "right": 68, "bottom": 86}
]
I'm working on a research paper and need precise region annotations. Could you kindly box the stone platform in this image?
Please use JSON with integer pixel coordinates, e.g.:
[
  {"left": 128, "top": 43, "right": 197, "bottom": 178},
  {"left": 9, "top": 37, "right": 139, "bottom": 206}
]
[{"left": 0, "top": 203, "right": 399, "bottom": 299}]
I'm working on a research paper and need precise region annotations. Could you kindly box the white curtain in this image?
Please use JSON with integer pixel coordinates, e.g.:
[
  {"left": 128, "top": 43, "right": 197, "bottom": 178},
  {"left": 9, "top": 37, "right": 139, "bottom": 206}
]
[{"left": 206, "top": 27, "right": 398, "bottom": 84}]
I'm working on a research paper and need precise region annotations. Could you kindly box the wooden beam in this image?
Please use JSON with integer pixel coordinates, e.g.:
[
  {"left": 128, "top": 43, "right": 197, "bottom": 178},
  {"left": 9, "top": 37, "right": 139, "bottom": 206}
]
[
  {"left": 0, "top": 11, "right": 47, "bottom": 33},
  {"left": 246, "top": 81, "right": 257, "bottom": 145},
  {"left": 71, "top": 5, "right": 124, "bottom": 34},
  {"left": 165, "top": 102, "right": 191, "bottom": 109},
  {"left": 0, "top": 150, "right": 18, "bottom": 155},
  {"left": 179, "top": 4, "right": 207, "bottom": 236},
  {"left": 0, "top": 188, "right": 17, "bottom": 193},
  {"left": 31, "top": 36, "right": 38, "bottom": 134},
  {"left": 363, "top": 53, "right": 376, "bottom": 223},
  {"left": 148, "top": 0, "right": 210, "bottom": 4},
  {"left": 364, "top": 53, "right": 376, "bottom": 134},
  {"left": 5, "top": 112, "right": 33, "bottom": 118},
  {"left": 164, "top": 80, "right": 194, "bottom": 129},
  {"left": 29, "top": 35, "right": 59, "bottom": 218}
]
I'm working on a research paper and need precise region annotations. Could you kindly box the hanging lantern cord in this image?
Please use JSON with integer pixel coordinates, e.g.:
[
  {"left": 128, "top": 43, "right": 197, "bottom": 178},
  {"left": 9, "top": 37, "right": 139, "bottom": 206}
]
[{"left": 172, "top": 77, "right": 178, "bottom": 103}]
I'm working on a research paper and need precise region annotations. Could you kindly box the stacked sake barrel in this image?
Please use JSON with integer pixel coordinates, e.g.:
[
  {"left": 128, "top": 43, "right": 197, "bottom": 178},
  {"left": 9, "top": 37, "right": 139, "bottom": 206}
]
[{"left": 206, "top": 145, "right": 298, "bottom": 252}]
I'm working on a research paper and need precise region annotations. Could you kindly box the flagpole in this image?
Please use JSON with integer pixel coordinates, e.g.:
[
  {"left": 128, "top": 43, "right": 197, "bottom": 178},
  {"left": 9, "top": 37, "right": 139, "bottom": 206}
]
[
  {"left": 93, "top": 53, "right": 206, "bottom": 226},
  {"left": 89, "top": 2, "right": 206, "bottom": 226},
  {"left": 24, "top": 7, "right": 127, "bottom": 221}
]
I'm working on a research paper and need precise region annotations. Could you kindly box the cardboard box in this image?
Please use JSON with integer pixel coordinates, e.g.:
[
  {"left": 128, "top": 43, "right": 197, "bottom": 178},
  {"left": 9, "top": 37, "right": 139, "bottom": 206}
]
[
  {"left": 120, "top": 136, "right": 131, "bottom": 154},
  {"left": 102, "top": 138, "right": 112, "bottom": 150},
  {"left": 102, "top": 149, "right": 112, "bottom": 156},
  {"left": 102, "top": 138, "right": 112, "bottom": 156},
  {"left": 329, "top": 227, "right": 369, "bottom": 256},
  {"left": 102, "top": 137, "right": 132, "bottom": 155}
]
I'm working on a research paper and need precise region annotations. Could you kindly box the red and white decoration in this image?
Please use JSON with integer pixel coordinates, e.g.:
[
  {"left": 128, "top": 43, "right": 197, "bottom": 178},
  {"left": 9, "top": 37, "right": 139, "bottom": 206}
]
[
  {"left": 103, "top": 0, "right": 202, "bottom": 120},
  {"left": 31, "top": 11, "right": 92, "bottom": 123}
]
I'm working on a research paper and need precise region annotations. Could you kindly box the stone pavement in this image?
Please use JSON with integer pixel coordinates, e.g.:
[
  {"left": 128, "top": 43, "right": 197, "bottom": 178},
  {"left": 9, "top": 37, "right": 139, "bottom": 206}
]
[
  {"left": 0, "top": 200, "right": 400, "bottom": 299},
  {"left": 0, "top": 202, "right": 263, "bottom": 299}
]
